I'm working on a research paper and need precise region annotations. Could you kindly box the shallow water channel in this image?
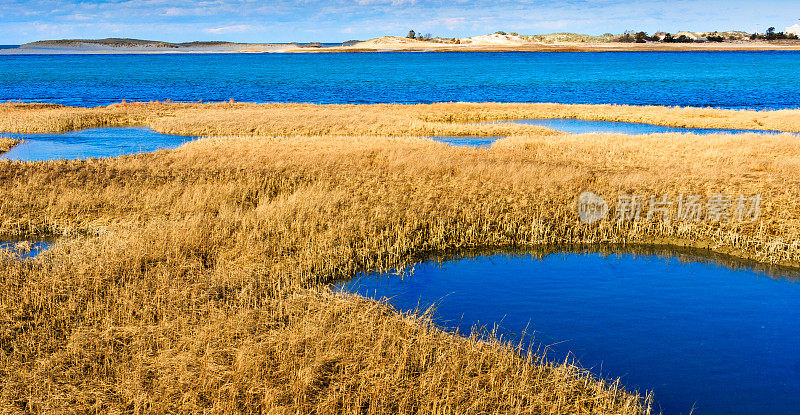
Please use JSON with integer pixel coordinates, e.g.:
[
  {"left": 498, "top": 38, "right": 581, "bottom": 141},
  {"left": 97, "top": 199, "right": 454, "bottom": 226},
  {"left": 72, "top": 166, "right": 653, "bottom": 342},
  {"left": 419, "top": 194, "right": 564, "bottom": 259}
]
[
  {"left": 427, "top": 136, "right": 499, "bottom": 147},
  {"left": 510, "top": 119, "right": 799, "bottom": 136},
  {"left": 429, "top": 119, "right": 798, "bottom": 148},
  {"left": 336, "top": 248, "right": 800, "bottom": 415},
  {"left": 0, "top": 127, "right": 193, "bottom": 161}
]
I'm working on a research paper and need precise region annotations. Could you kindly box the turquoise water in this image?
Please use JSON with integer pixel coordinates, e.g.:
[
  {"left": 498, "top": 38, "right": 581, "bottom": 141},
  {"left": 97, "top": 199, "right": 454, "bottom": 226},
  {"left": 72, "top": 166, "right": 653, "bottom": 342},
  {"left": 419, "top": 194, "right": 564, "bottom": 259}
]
[
  {"left": 1, "top": 127, "right": 193, "bottom": 161},
  {"left": 337, "top": 250, "right": 800, "bottom": 415},
  {"left": 511, "top": 119, "right": 800, "bottom": 135},
  {"left": 1, "top": 52, "right": 800, "bottom": 108}
]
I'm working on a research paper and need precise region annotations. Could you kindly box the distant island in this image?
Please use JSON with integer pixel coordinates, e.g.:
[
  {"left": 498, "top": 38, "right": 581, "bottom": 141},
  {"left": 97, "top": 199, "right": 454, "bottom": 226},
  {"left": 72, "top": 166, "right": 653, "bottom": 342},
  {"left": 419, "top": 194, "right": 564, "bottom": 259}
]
[
  {"left": 12, "top": 29, "right": 800, "bottom": 54},
  {"left": 15, "top": 37, "right": 329, "bottom": 53},
  {"left": 23, "top": 38, "right": 250, "bottom": 48}
]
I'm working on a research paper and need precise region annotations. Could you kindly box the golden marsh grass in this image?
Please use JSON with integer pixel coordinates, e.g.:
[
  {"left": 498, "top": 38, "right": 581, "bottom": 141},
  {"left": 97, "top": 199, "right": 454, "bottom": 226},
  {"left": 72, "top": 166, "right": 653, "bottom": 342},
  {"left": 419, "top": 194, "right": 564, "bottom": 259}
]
[
  {"left": 3, "top": 101, "right": 800, "bottom": 136},
  {"left": 3, "top": 102, "right": 800, "bottom": 413}
]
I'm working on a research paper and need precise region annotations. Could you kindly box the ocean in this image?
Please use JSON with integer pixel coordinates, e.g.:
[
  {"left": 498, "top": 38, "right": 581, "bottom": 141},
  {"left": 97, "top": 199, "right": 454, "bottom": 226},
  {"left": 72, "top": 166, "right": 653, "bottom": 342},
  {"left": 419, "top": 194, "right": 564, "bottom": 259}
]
[{"left": 1, "top": 51, "right": 799, "bottom": 108}]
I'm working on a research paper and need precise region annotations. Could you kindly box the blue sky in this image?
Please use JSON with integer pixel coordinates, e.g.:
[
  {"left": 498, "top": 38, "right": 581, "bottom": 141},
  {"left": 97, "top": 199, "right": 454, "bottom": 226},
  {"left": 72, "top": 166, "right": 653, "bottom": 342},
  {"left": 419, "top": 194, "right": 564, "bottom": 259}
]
[{"left": 2, "top": 0, "right": 800, "bottom": 44}]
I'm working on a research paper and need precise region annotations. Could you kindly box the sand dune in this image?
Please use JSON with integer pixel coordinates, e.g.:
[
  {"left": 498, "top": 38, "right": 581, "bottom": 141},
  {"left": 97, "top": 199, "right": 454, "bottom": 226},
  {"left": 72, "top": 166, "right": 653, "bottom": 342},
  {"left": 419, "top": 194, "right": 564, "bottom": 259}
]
[
  {"left": 349, "top": 36, "right": 450, "bottom": 49},
  {"left": 460, "top": 33, "right": 528, "bottom": 45}
]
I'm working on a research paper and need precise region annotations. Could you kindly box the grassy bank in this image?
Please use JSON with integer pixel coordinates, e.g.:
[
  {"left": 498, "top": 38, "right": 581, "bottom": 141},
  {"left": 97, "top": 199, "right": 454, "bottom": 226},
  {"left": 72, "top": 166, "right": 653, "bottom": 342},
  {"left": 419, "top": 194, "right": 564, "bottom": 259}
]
[
  {"left": 3, "top": 102, "right": 800, "bottom": 413},
  {"left": 0, "top": 137, "right": 20, "bottom": 154}
]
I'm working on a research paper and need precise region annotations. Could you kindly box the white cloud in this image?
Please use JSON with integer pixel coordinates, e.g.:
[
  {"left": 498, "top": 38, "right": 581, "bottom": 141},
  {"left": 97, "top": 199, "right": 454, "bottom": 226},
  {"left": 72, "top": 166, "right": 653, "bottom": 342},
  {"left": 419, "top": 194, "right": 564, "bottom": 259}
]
[{"left": 204, "top": 24, "right": 253, "bottom": 34}]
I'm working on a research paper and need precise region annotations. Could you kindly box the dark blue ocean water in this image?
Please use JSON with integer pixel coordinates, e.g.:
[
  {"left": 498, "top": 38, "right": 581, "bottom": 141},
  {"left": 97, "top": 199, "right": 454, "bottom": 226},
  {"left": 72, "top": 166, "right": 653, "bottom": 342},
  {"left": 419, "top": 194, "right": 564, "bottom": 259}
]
[
  {"left": 1, "top": 52, "right": 799, "bottom": 108},
  {"left": 0, "top": 127, "right": 193, "bottom": 161},
  {"left": 337, "top": 251, "right": 800, "bottom": 415}
]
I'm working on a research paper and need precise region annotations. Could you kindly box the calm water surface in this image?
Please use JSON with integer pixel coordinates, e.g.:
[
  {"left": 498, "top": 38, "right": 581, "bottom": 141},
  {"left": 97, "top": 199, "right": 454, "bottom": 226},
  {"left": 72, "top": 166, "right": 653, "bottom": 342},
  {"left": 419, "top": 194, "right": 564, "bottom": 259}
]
[
  {"left": 336, "top": 251, "right": 800, "bottom": 415},
  {"left": 1, "top": 127, "right": 193, "bottom": 161},
  {"left": 2, "top": 52, "right": 800, "bottom": 108}
]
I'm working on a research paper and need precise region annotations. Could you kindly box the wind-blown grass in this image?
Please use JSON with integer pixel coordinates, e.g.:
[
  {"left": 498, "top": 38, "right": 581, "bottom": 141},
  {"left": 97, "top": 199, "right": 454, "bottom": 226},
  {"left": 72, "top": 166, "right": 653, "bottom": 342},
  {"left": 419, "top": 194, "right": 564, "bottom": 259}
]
[{"left": 3, "top": 103, "right": 800, "bottom": 413}]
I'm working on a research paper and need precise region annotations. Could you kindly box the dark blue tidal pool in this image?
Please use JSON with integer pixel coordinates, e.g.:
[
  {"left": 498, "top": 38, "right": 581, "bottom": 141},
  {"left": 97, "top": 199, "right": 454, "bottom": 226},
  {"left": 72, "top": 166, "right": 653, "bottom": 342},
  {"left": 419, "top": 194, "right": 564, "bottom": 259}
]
[
  {"left": 0, "top": 127, "right": 193, "bottom": 161},
  {"left": 336, "top": 249, "right": 800, "bottom": 415},
  {"left": 511, "top": 119, "right": 799, "bottom": 136}
]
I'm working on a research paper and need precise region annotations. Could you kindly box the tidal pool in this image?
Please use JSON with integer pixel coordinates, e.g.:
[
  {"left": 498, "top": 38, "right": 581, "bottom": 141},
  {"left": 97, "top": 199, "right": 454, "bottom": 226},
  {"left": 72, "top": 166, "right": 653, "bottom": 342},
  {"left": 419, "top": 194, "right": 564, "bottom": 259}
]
[
  {"left": 336, "top": 248, "right": 800, "bottom": 415},
  {"left": 0, "top": 127, "right": 194, "bottom": 161},
  {"left": 510, "top": 119, "right": 799, "bottom": 136}
]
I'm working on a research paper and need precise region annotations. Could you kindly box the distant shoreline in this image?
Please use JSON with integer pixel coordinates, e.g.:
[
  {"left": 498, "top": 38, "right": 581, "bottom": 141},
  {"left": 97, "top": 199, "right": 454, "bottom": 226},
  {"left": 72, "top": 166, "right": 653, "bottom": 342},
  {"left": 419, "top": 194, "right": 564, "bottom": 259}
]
[
  {"left": 309, "top": 43, "right": 800, "bottom": 53},
  {"left": 5, "top": 44, "right": 800, "bottom": 54},
  {"left": 6, "top": 35, "right": 800, "bottom": 54}
]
